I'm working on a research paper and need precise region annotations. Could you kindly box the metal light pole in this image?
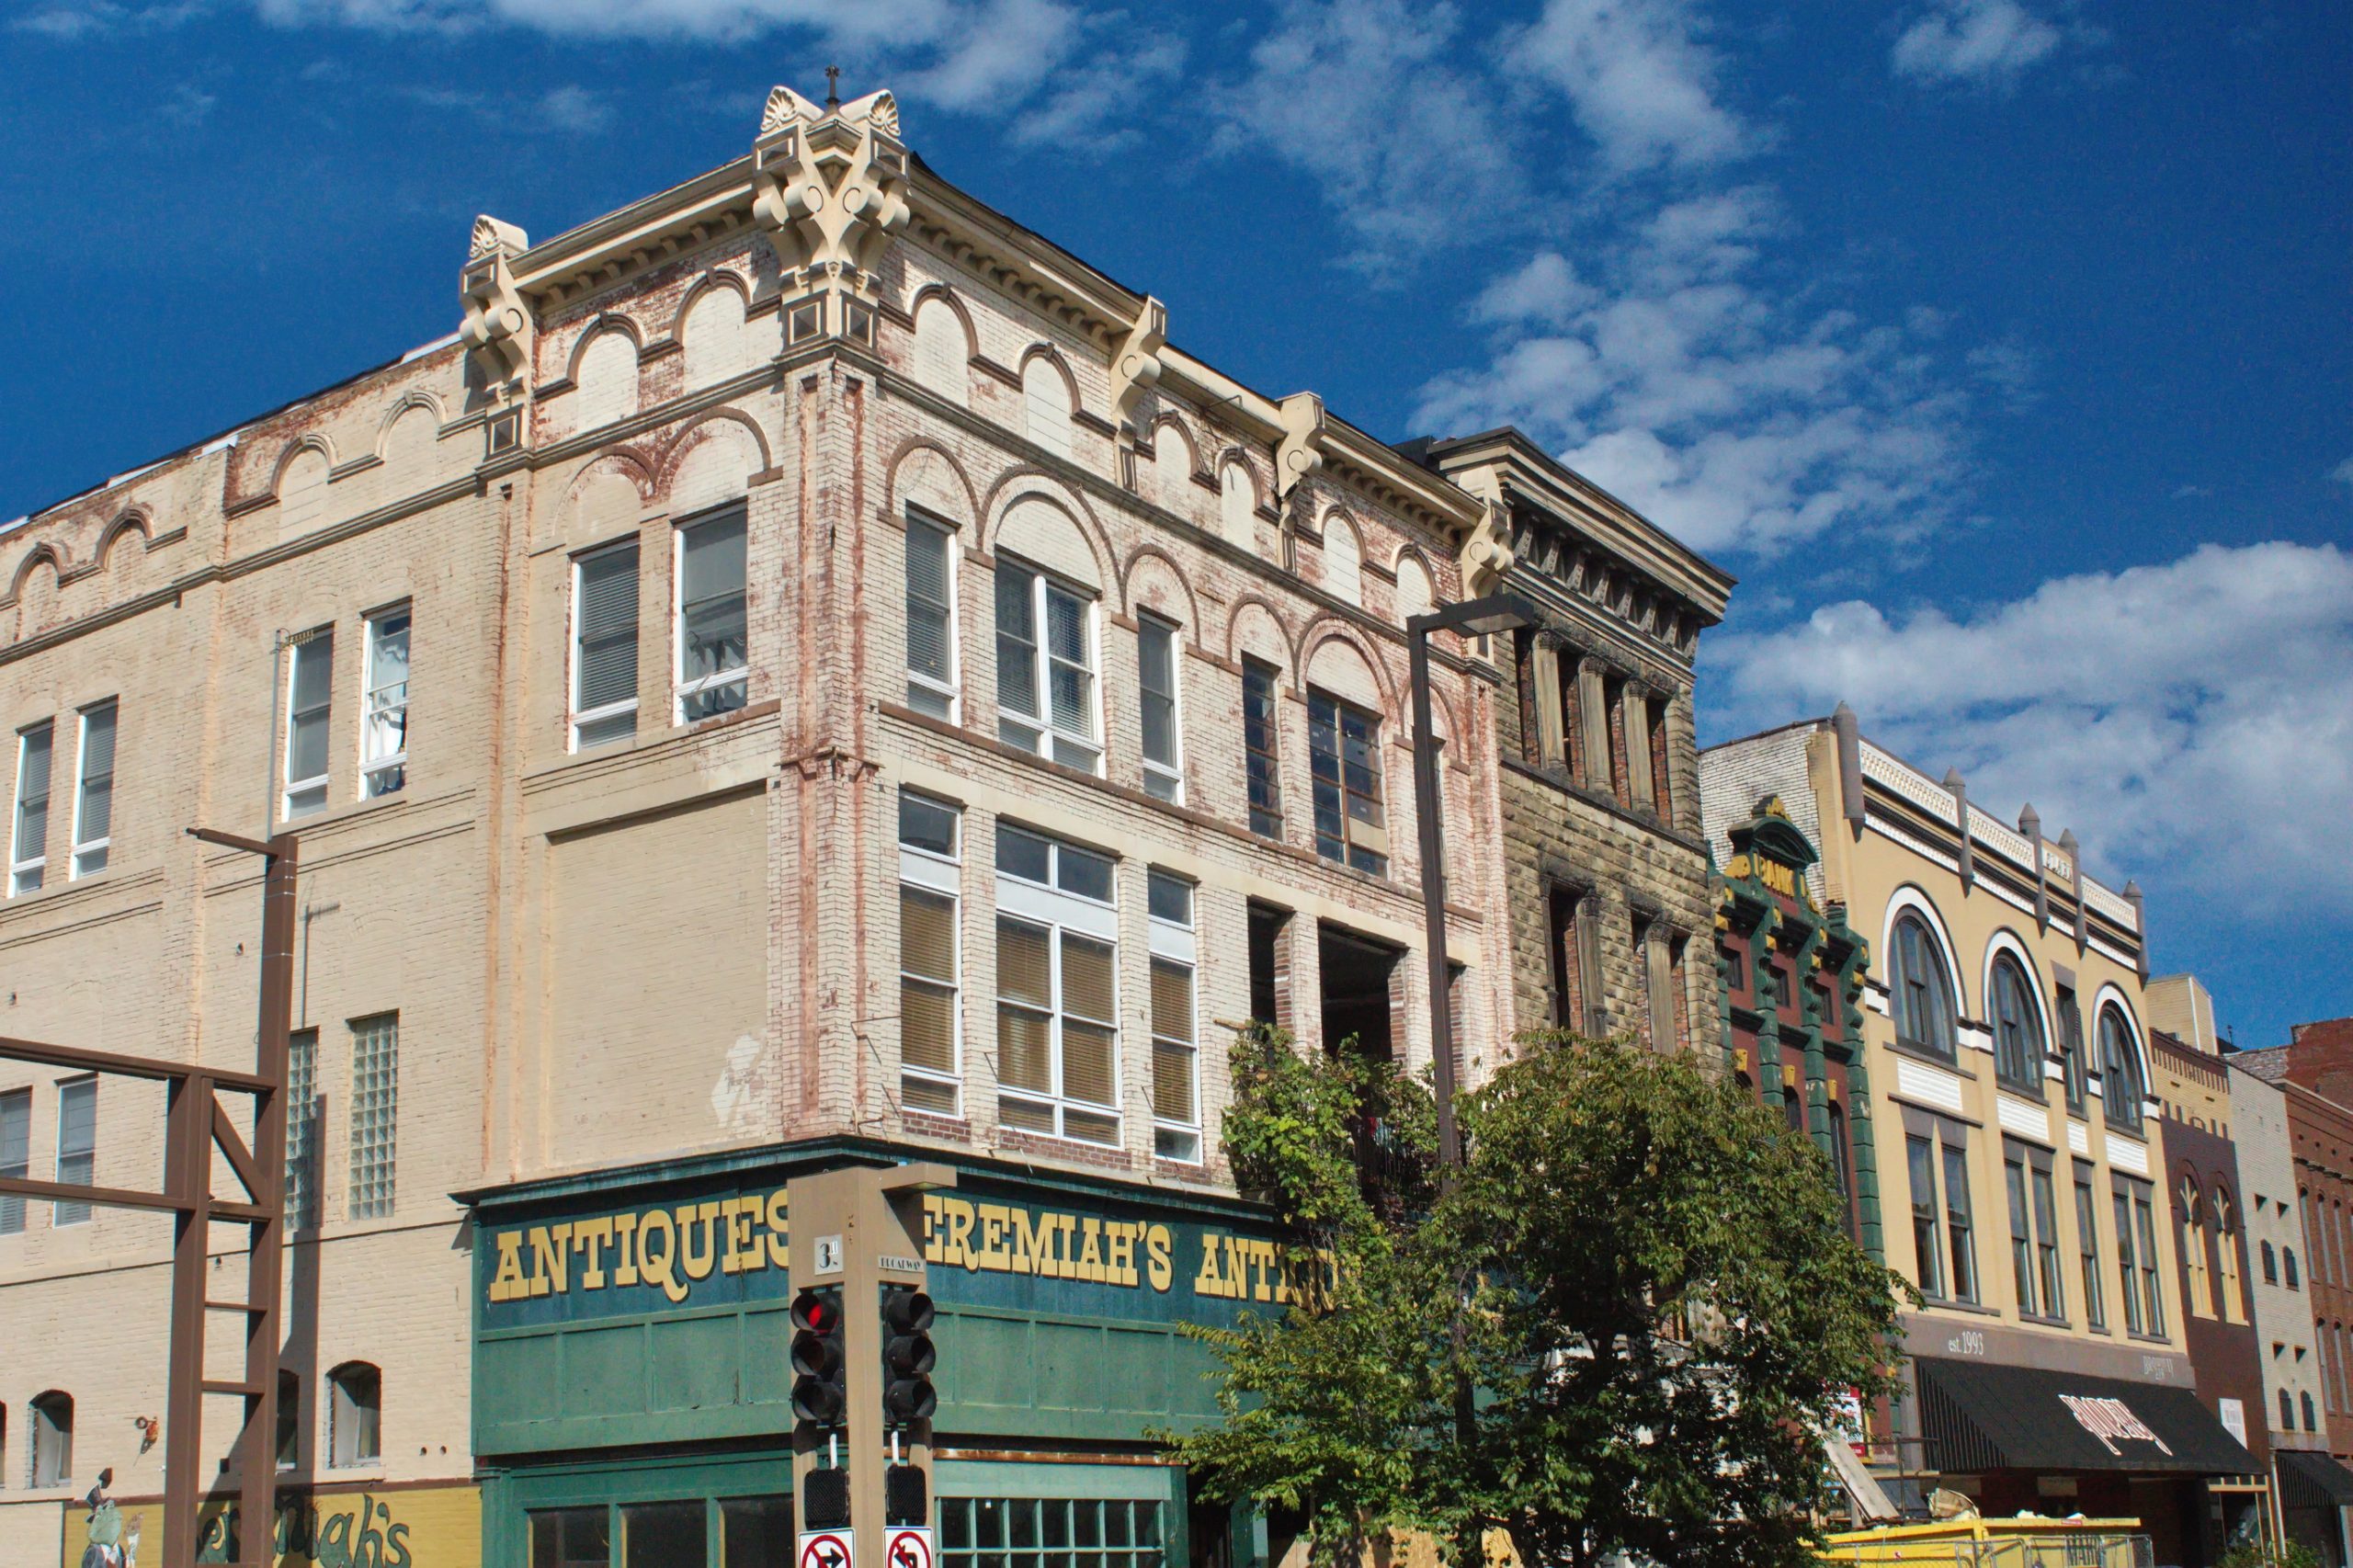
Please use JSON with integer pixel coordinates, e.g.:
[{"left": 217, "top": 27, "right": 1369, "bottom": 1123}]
[{"left": 1405, "top": 594, "right": 1537, "bottom": 1166}]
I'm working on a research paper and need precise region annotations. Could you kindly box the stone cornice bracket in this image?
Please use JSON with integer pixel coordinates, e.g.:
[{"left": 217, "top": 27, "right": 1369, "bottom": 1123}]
[
  {"left": 460, "top": 215, "right": 533, "bottom": 397},
  {"left": 752, "top": 85, "right": 910, "bottom": 301},
  {"left": 1275, "top": 392, "right": 1325, "bottom": 500},
  {"left": 1458, "top": 497, "right": 1518, "bottom": 597},
  {"left": 1110, "top": 297, "right": 1167, "bottom": 444}
]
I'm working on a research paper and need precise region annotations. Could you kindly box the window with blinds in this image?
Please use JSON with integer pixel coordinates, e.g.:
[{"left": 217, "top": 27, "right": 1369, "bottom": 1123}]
[
  {"left": 68, "top": 700, "right": 115, "bottom": 877},
  {"left": 1307, "top": 691, "right": 1386, "bottom": 875},
  {"left": 1138, "top": 614, "right": 1182, "bottom": 802},
  {"left": 0, "top": 1087, "right": 28, "bottom": 1235},
  {"left": 361, "top": 607, "right": 410, "bottom": 798},
  {"left": 900, "top": 792, "right": 963, "bottom": 1117},
  {"left": 1242, "top": 660, "right": 1282, "bottom": 839},
  {"left": 11, "top": 720, "right": 52, "bottom": 893},
  {"left": 1148, "top": 870, "right": 1199, "bottom": 1162},
  {"left": 53, "top": 1076, "right": 96, "bottom": 1226},
  {"left": 283, "top": 629, "right": 334, "bottom": 819},
  {"left": 573, "top": 540, "right": 641, "bottom": 750},
  {"left": 995, "top": 560, "right": 1100, "bottom": 773},
  {"left": 286, "top": 1027, "right": 320, "bottom": 1230},
  {"left": 348, "top": 1013, "right": 398, "bottom": 1220},
  {"left": 676, "top": 506, "right": 748, "bottom": 722},
  {"left": 995, "top": 825, "right": 1120, "bottom": 1145},
  {"left": 905, "top": 513, "right": 958, "bottom": 719}
]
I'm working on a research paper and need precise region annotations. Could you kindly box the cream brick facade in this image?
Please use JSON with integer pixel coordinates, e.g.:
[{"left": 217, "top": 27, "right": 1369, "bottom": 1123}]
[{"left": 0, "top": 85, "right": 1535, "bottom": 1551}]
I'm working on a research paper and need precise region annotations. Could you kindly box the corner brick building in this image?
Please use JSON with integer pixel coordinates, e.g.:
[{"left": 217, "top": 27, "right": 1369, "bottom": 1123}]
[{"left": 0, "top": 83, "right": 1742, "bottom": 1568}]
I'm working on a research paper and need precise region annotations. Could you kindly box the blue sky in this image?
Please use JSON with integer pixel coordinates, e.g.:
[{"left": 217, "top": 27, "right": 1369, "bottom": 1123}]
[{"left": 4, "top": 0, "right": 2347, "bottom": 1045}]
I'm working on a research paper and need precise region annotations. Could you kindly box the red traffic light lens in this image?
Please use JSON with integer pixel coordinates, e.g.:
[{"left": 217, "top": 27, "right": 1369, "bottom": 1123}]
[{"left": 792, "top": 1288, "right": 841, "bottom": 1335}]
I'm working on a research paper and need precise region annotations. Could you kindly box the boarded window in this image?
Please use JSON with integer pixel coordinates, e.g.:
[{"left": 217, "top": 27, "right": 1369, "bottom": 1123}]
[
  {"left": 575, "top": 329, "right": 639, "bottom": 430},
  {"left": 913, "top": 298, "right": 968, "bottom": 402},
  {"left": 1022, "top": 358, "right": 1072, "bottom": 460}
]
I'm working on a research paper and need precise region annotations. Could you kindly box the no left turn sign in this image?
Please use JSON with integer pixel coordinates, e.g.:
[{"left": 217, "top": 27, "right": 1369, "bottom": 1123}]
[
  {"left": 801, "top": 1529, "right": 855, "bottom": 1568},
  {"left": 887, "top": 1527, "right": 937, "bottom": 1568}
]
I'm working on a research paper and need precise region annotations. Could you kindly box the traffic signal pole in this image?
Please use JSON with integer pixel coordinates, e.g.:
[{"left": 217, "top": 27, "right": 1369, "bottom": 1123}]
[{"left": 789, "top": 1164, "right": 956, "bottom": 1553}]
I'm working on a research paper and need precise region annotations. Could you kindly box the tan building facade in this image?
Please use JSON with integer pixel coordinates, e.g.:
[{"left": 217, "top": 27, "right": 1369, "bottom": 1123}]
[
  {"left": 1702, "top": 710, "right": 2257, "bottom": 1562},
  {"left": 0, "top": 83, "right": 1541, "bottom": 1566}
]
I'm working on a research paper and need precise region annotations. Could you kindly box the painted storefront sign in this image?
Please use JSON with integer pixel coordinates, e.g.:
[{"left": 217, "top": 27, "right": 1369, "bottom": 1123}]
[{"left": 61, "top": 1483, "right": 479, "bottom": 1568}]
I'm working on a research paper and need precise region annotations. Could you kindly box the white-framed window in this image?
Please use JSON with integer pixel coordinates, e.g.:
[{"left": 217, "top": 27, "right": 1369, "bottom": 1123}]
[
  {"left": 571, "top": 538, "right": 640, "bottom": 751},
  {"left": 995, "top": 559, "right": 1101, "bottom": 773},
  {"left": 282, "top": 628, "right": 334, "bottom": 819},
  {"left": 327, "top": 1361, "right": 381, "bottom": 1468},
  {"left": 675, "top": 505, "right": 748, "bottom": 722},
  {"left": 899, "top": 792, "right": 963, "bottom": 1118},
  {"left": 11, "top": 720, "right": 53, "bottom": 894},
  {"left": 994, "top": 824, "right": 1120, "bottom": 1145},
  {"left": 53, "top": 1075, "right": 96, "bottom": 1227},
  {"left": 69, "top": 701, "right": 115, "bottom": 877},
  {"left": 1148, "top": 870, "right": 1199, "bottom": 1163},
  {"left": 904, "top": 510, "right": 959, "bottom": 720},
  {"left": 360, "top": 606, "right": 410, "bottom": 798},
  {"left": 1138, "top": 613, "right": 1183, "bottom": 803},
  {"left": 348, "top": 1013, "right": 397, "bottom": 1220}
]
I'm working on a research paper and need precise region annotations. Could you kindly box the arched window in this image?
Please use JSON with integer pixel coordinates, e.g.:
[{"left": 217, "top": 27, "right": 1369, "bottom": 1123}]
[
  {"left": 2178, "top": 1175, "right": 2211, "bottom": 1318},
  {"left": 277, "top": 1369, "right": 300, "bottom": 1469},
  {"left": 328, "top": 1362, "right": 380, "bottom": 1469},
  {"left": 2287, "top": 1245, "right": 2302, "bottom": 1290},
  {"left": 680, "top": 283, "right": 754, "bottom": 390},
  {"left": 2264, "top": 1238, "right": 2279, "bottom": 1284},
  {"left": 2098, "top": 1006, "right": 2144, "bottom": 1131},
  {"left": 1322, "top": 515, "right": 1362, "bottom": 605},
  {"left": 1827, "top": 1100, "right": 1858, "bottom": 1241},
  {"left": 1783, "top": 1081, "right": 1806, "bottom": 1137},
  {"left": 29, "top": 1391, "right": 71, "bottom": 1488},
  {"left": 574, "top": 327, "right": 640, "bottom": 432},
  {"left": 1890, "top": 912, "right": 1957, "bottom": 1058},
  {"left": 1020, "top": 357, "right": 1072, "bottom": 461},
  {"left": 1219, "top": 462, "right": 1256, "bottom": 548},
  {"left": 2214, "top": 1188, "right": 2245, "bottom": 1322},
  {"left": 1990, "top": 953, "right": 2044, "bottom": 1094},
  {"left": 2303, "top": 1390, "right": 2320, "bottom": 1431},
  {"left": 912, "top": 297, "right": 968, "bottom": 403},
  {"left": 2281, "top": 1387, "right": 2296, "bottom": 1431}
]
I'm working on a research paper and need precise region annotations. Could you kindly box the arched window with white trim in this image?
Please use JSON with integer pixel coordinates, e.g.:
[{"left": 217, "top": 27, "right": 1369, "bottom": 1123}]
[
  {"left": 1890, "top": 911, "right": 1957, "bottom": 1059},
  {"left": 328, "top": 1362, "right": 380, "bottom": 1469},
  {"left": 1989, "top": 951, "right": 2044, "bottom": 1095},
  {"left": 29, "top": 1391, "right": 70, "bottom": 1488},
  {"left": 2099, "top": 1005, "right": 2144, "bottom": 1131}
]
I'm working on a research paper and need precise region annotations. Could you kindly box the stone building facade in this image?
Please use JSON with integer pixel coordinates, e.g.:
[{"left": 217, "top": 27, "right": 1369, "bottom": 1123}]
[
  {"left": 0, "top": 83, "right": 1576, "bottom": 1567},
  {"left": 1406, "top": 430, "right": 1731, "bottom": 1060}
]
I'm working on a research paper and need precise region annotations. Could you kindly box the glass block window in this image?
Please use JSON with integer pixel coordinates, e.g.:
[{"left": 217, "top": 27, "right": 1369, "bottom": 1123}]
[
  {"left": 939, "top": 1497, "right": 1165, "bottom": 1568},
  {"left": 676, "top": 506, "right": 749, "bottom": 722},
  {"left": 54, "top": 1076, "right": 96, "bottom": 1226},
  {"left": 283, "top": 629, "right": 334, "bottom": 819},
  {"left": 348, "top": 1013, "right": 398, "bottom": 1220},
  {"left": 286, "top": 1027, "right": 320, "bottom": 1229}
]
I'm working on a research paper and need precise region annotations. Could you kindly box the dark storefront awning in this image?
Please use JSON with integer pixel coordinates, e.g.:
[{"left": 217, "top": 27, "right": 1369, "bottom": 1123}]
[
  {"left": 2278, "top": 1449, "right": 2353, "bottom": 1510},
  {"left": 1914, "top": 1356, "right": 2260, "bottom": 1476}
]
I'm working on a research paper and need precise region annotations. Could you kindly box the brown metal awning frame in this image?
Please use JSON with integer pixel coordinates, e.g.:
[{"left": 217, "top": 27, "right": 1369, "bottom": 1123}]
[{"left": 0, "top": 828, "right": 294, "bottom": 1568}]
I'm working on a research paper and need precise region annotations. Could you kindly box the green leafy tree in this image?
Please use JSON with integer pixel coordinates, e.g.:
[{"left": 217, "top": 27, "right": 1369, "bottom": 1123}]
[{"left": 1168, "top": 1027, "right": 1907, "bottom": 1568}]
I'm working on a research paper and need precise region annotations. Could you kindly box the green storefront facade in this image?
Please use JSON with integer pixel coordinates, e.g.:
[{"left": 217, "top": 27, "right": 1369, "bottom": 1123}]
[{"left": 465, "top": 1139, "right": 1286, "bottom": 1568}]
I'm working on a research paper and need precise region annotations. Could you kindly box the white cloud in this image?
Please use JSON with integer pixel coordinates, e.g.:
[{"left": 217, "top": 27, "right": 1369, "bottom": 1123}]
[
  {"left": 1414, "top": 191, "right": 1972, "bottom": 555},
  {"left": 1708, "top": 540, "right": 2353, "bottom": 916},
  {"left": 1891, "top": 0, "right": 2063, "bottom": 87},
  {"left": 1506, "top": 0, "right": 1756, "bottom": 173},
  {"left": 1206, "top": 0, "right": 1521, "bottom": 280},
  {"left": 535, "top": 85, "right": 612, "bottom": 133},
  {"left": 13, "top": 2, "right": 205, "bottom": 37},
  {"left": 2330, "top": 454, "right": 2353, "bottom": 488}
]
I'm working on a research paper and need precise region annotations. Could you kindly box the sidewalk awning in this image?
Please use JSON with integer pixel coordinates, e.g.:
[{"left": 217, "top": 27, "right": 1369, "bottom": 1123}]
[
  {"left": 1913, "top": 1356, "right": 2258, "bottom": 1476},
  {"left": 2278, "top": 1449, "right": 2353, "bottom": 1510}
]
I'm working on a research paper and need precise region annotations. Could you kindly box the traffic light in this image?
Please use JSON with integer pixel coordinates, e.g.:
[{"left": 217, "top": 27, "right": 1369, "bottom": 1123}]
[
  {"left": 880, "top": 1286, "right": 937, "bottom": 1425},
  {"left": 791, "top": 1286, "right": 847, "bottom": 1426}
]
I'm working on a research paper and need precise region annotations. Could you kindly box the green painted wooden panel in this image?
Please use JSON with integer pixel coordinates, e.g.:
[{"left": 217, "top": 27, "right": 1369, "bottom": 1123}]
[
  {"left": 563, "top": 1323, "right": 644, "bottom": 1419},
  {"left": 650, "top": 1314, "right": 739, "bottom": 1412}
]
